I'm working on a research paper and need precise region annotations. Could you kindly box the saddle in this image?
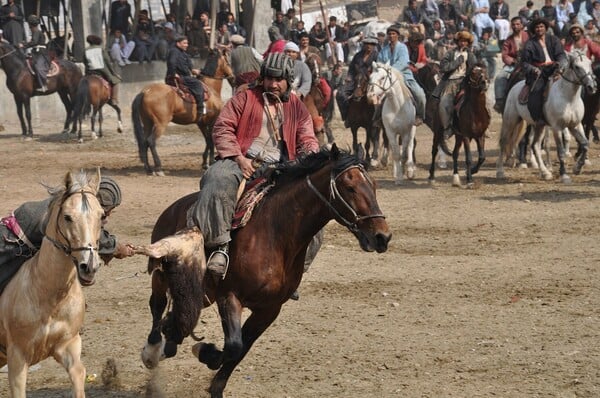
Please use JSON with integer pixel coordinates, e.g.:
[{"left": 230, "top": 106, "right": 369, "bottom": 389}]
[
  {"left": 231, "top": 176, "right": 275, "bottom": 230},
  {"left": 26, "top": 59, "right": 59, "bottom": 77},
  {"left": 518, "top": 80, "right": 551, "bottom": 105},
  {"left": 165, "top": 75, "right": 210, "bottom": 104}
]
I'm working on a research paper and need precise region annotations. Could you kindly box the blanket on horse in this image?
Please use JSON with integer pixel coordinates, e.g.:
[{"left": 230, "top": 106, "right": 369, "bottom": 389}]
[{"left": 165, "top": 75, "right": 210, "bottom": 104}]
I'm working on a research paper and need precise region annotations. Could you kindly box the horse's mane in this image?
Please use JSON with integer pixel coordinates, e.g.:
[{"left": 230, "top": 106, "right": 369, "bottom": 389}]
[
  {"left": 44, "top": 171, "right": 94, "bottom": 216},
  {"left": 201, "top": 50, "right": 219, "bottom": 77},
  {"left": 271, "top": 147, "right": 363, "bottom": 187},
  {"left": 381, "top": 63, "right": 411, "bottom": 99}
]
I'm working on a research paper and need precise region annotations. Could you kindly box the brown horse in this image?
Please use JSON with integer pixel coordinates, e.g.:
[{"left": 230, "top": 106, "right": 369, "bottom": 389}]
[
  {"left": 0, "top": 170, "right": 104, "bottom": 398},
  {"left": 447, "top": 65, "right": 490, "bottom": 187},
  {"left": 131, "top": 48, "right": 233, "bottom": 175},
  {"left": 303, "top": 53, "right": 331, "bottom": 145},
  {"left": 0, "top": 41, "right": 82, "bottom": 138},
  {"left": 137, "top": 145, "right": 391, "bottom": 398},
  {"left": 72, "top": 74, "right": 122, "bottom": 143}
]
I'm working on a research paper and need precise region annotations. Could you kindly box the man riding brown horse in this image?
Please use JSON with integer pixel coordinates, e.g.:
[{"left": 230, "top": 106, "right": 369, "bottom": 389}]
[{"left": 166, "top": 35, "right": 205, "bottom": 116}]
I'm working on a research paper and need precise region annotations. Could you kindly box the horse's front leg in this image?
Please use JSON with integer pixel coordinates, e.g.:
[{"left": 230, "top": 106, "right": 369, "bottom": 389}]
[
  {"left": 14, "top": 99, "right": 29, "bottom": 138},
  {"left": 402, "top": 125, "right": 417, "bottom": 179},
  {"left": 532, "top": 126, "right": 553, "bottom": 180},
  {"left": 97, "top": 107, "right": 104, "bottom": 138},
  {"left": 552, "top": 127, "right": 569, "bottom": 182},
  {"left": 7, "top": 346, "right": 29, "bottom": 398},
  {"left": 55, "top": 334, "right": 86, "bottom": 398},
  {"left": 451, "top": 135, "right": 463, "bottom": 187},
  {"left": 429, "top": 133, "right": 439, "bottom": 182},
  {"left": 570, "top": 123, "right": 589, "bottom": 176},
  {"left": 141, "top": 270, "right": 169, "bottom": 369},
  {"left": 209, "top": 305, "right": 282, "bottom": 398},
  {"left": 471, "top": 136, "right": 486, "bottom": 175}
]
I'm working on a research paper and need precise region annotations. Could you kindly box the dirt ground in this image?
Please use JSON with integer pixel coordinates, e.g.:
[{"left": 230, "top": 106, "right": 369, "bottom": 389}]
[{"left": 0, "top": 99, "right": 599, "bottom": 398}]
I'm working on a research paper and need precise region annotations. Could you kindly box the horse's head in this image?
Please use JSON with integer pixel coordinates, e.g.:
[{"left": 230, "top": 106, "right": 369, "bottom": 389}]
[
  {"left": 466, "top": 64, "right": 489, "bottom": 91},
  {"left": 0, "top": 41, "right": 18, "bottom": 66},
  {"left": 565, "top": 50, "right": 597, "bottom": 95},
  {"left": 366, "top": 62, "right": 393, "bottom": 105},
  {"left": 305, "top": 54, "right": 321, "bottom": 85},
  {"left": 352, "top": 71, "right": 370, "bottom": 100},
  {"left": 45, "top": 169, "right": 104, "bottom": 286},
  {"left": 203, "top": 48, "right": 234, "bottom": 82},
  {"left": 307, "top": 144, "right": 392, "bottom": 253}
]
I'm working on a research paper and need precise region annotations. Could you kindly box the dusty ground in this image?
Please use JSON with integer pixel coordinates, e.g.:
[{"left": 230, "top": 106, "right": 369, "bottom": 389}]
[{"left": 0, "top": 99, "right": 599, "bottom": 398}]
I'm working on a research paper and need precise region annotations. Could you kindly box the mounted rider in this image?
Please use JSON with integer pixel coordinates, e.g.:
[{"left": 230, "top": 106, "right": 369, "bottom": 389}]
[
  {"left": 433, "top": 29, "right": 477, "bottom": 149},
  {"left": 23, "top": 15, "right": 49, "bottom": 92},
  {"left": 564, "top": 23, "right": 600, "bottom": 78},
  {"left": 377, "top": 24, "right": 427, "bottom": 126},
  {"left": 166, "top": 35, "right": 205, "bottom": 117},
  {"left": 336, "top": 34, "right": 379, "bottom": 127},
  {"left": 493, "top": 16, "right": 528, "bottom": 113},
  {"left": 520, "top": 17, "right": 567, "bottom": 127},
  {"left": 84, "top": 35, "right": 122, "bottom": 105}
]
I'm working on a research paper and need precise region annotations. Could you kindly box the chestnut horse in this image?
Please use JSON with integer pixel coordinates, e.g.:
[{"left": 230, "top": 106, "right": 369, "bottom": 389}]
[
  {"left": 0, "top": 170, "right": 104, "bottom": 398},
  {"left": 131, "top": 49, "right": 233, "bottom": 175},
  {"left": 0, "top": 41, "right": 82, "bottom": 139},
  {"left": 72, "top": 74, "right": 123, "bottom": 143},
  {"left": 137, "top": 145, "right": 391, "bottom": 398}
]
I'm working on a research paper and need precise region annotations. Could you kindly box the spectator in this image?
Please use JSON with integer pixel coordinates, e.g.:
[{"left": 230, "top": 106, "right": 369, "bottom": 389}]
[
  {"left": 298, "top": 31, "right": 321, "bottom": 61},
  {"left": 561, "top": 12, "right": 579, "bottom": 37},
  {"left": 435, "top": 26, "right": 457, "bottom": 61},
  {"left": 284, "top": 41, "right": 312, "bottom": 99},
  {"left": 455, "top": 0, "right": 475, "bottom": 31},
  {"left": 490, "top": 0, "right": 511, "bottom": 41},
  {"left": 593, "top": 1, "right": 600, "bottom": 25},
  {"left": 198, "top": 11, "right": 211, "bottom": 36},
  {"left": 401, "top": 0, "right": 426, "bottom": 35},
  {"left": 439, "top": 0, "right": 460, "bottom": 31},
  {"left": 284, "top": 8, "right": 298, "bottom": 35},
  {"left": 166, "top": 13, "right": 183, "bottom": 35},
  {"left": 540, "top": 0, "right": 559, "bottom": 35},
  {"left": 110, "top": 0, "right": 132, "bottom": 37},
  {"left": 110, "top": 29, "right": 135, "bottom": 66},
  {"left": 577, "top": 0, "right": 594, "bottom": 26},
  {"left": 273, "top": 11, "right": 289, "bottom": 39},
  {"left": 519, "top": 1, "right": 538, "bottom": 26},
  {"left": 556, "top": 0, "right": 575, "bottom": 32},
  {"left": 425, "top": 19, "right": 446, "bottom": 59},
  {"left": 325, "top": 16, "right": 345, "bottom": 65},
  {"left": 309, "top": 21, "right": 327, "bottom": 52},
  {"left": 0, "top": 0, "right": 24, "bottom": 47},
  {"left": 229, "top": 34, "right": 262, "bottom": 88},
  {"left": 474, "top": 27, "right": 500, "bottom": 78},
  {"left": 420, "top": 0, "right": 440, "bottom": 37},
  {"left": 216, "top": 23, "right": 231, "bottom": 50},
  {"left": 473, "top": 0, "right": 496, "bottom": 38},
  {"left": 216, "top": 1, "right": 230, "bottom": 29},
  {"left": 290, "top": 20, "right": 307, "bottom": 44},
  {"left": 133, "top": 10, "right": 158, "bottom": 63},
  {"left": 584, "top": 17, "right": 599, "bottom": 38}
]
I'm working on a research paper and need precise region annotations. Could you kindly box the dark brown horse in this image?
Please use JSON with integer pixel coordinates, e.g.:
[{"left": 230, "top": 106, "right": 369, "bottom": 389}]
[
  {"left": 131, "top": 48, "right": 233, "bottom": 175},
  {"left": 447, "top": 65, "right": 490, "bottom": 187},
  {"left": 72, "top": 74, "right": 122, "bottom": 143},
  {"left": 138, "top": 145, "right": 391, "bottom": 398},
  {"left": 303, "top": 53, "right": 331, "bottom": 145},
  {"left": 0, "top": 41, "right": 82, "bottom": 138}
]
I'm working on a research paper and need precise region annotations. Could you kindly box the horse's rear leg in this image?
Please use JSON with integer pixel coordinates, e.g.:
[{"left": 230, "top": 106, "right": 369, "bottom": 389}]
[
  {"left": 142, "top": 270, "right": 170, "bottom": 369},
  {"left": 570, "top": 124, "right": 589, "bottom": 177},
  {"left": 55, "top": 334, "right": 86, "bottom": 398},
  {"left": 148, "top": 126, "right": 165, "bottom": 176},
  {"left": 532, "top": 126, "right": 553, "bottom": 180},
  {"left": 207, "top": 305, "right": 282, "bottom": 398},
  {"left": 97, "top": 107, "right": 103, "bottom": 138},
  {"left": 58, "top": 90, "right": 75, "bottom": 134},
  {"left": 451, "top": 136, "right": 464, "bottom": 187},
  {"left": 429, "top": 133, "right": 440, "bottom": 182},
  {"left": 200, "top": 124, "right": 214, "bottom": 170},
  {"left": 110, "top": 103, "right": 123, "bottom": 133},
  {"left": 471, "top": 136, "right": 486, "bottom": 176}
]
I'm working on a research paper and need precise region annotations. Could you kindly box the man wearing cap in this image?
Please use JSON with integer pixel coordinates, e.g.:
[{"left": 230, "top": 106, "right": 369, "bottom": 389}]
[
  {"left": 377, "top": 25, "right": 427, "bottom": 126},
  {"left": 0, "top": 176, "right": 135, "bottom": 293},
  {"left": 23, "top": 15, "right": 49, "bottom": 92},
  {"left": 230, "top": 34, "right": 262, "bottom": 88},
  {"left": 284, "top": 41, "right": 312, "bottom": 99},
  {"left": 521, "top": 18, "right": 567, "bottom": 126},
  {"left": 166, "top": 35, "right": 205, "bottom": 116},
  {"left": 326, "top": 16, "right": 345, "bottom": 65},
  {"left": 85, "top": 35, "right": 122, "bottom": 105},
  {"left": 565, "top": 23, "right": 600, "bottom": 74},
  {"left": 433, "top": 30, "right": 477, "bottom": 150},
  {"left": 493, "top": 17, "right": 528, "bottom": 113},
  {"left": 337, "top": 35, "right": 379, "bottom": 126},
  {"left": 263, "top": 26, "right": 287, "bottom": 58},
  {"left": 189, "top": 52, "right": 318, "bottom": 277}
]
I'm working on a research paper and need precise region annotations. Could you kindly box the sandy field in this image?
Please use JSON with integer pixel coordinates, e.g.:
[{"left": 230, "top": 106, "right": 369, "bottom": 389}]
[{"left": 0, "top": 92, "right": 599, "bottom": 398}]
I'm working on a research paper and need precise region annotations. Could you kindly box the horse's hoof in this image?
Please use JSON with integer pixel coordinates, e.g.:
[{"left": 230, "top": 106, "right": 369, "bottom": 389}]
[
  {"left": 518, "top": 163, "right": 528, "bottom": 169},
  {"left": 584, "top": 159, "right": 592, "bottom": 166},
  {"left": 560, "top": 175, "right": 572, "bottom": 184},
  {"left": 437, "top": 162, "right": 448, "bottom": 169},
  {"left": 452, "top": 174, "right": 461, "bottom": 187},
  {"left": 153, "top": 170, "right": 165, "bottom": 177},
  {"left": 141, "top": 339, "right": 166, "bottom": 369},
  {"left": 22, "top": 136, "right": 33, "bottom": 142},
  {"left": 78, "top": 138, "right": 84, "bottom": 144},
  {"left": 428, "top": 178, "right": 436, "bottom": 186},
  {"left": 466, "top": 182, "right": 475, "bottom": 189},
  {"left": 370, "top": 159, "right": 379, "bottom": 169},
  {"left": 193, "top": 343, "right": 222, "bottom": 370},
  {"left": 117, "top": 127, "right": 123, "bottom": 133},
  {"left": 91, "top": 133, "right": 97, "bottom": 140},
  {"left": 542, "top": 172, "right": 554, "bottom": 181}
]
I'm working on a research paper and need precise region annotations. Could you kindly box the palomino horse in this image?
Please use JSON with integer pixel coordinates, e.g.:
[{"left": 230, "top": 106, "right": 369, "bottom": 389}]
[
  {"left": 304, "top": 53, "right": 332, "bottom": 145},
  {"left": 0, "top": 170, "right": 104, "bottom": 398},
  {"left": 447, "top": 64, "right": 490, "bottom": 187},
  {"left": 131, "top": 48, "right": 233, "bottom": 175},
  {"left": 496, "top": 51, "right": 597, "bottom": 183},
  {"left": 137, "top": 145, "right": 391, "bottom": 398},
  {"left": 0, "top": 41, "right": 82, "bottom": 138},
  {"left": 72, "top": 74, "right": 123, "bottom": 143},
  {"left": 367, "top": 61, "right": 417, "bottom": 184}
]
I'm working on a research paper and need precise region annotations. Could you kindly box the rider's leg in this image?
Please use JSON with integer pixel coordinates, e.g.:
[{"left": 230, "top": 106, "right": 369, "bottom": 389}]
[
  {"left": 494, "top": 70, "right": 509, "bottom": 113},
  {"left": 406, "top": 79, "right": 426, "bottom": 125}
]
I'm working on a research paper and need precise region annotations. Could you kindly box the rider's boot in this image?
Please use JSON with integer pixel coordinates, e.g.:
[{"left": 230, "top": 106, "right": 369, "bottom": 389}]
[
  {"left": 207, "top": 243, "right": 229, "bottom": 278},
  {"left": 493, "top": 98, "right": 504, "bottom": 114}
]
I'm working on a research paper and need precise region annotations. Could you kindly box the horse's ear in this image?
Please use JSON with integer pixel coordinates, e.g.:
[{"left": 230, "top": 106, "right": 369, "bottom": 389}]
[
  {"left": 89, "top": 167, "right": 101, "bottom": 194},
  {"left": 64, "top": 171, "right": 74, "bottom": 191},
  {"left": 330, "top": 143, "right": 340, "bottom": 160},
  {"left": 357, "top": 144, "right": 366, "bottom": 162}
]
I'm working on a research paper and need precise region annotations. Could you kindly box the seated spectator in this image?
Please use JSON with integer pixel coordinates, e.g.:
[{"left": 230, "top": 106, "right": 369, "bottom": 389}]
[
  {"left": 401, "top": 0, "right": 426, "bottom": 35},
  {"left": 156, "top": 22, "right": 176, "bottom": 60},
  {"left": 185, "top": 14, "right": 208, "bottom": 57},
  {"left": 420, "top": 0, "right": 440, "bottom": 36},
  {"left": 556, "top": 0, "right": 575, "bottom": 33},
  {"left": 577, "top": 0, "right": 594, "bottom": 27},
  {"left": 298, "top": 31, "right": 321, "bottom": 61},
  {"left": 133, "top": 10, "right": 158, "bottom": 63},
  {"left": 285, "top": 8, "right": 299, "bottom": 35},
  {"left": 473, "top": 0, "right": 496, "bottom": 38},
  {"left": 110, "top": 29, "right": 135, "bottom": 66},
  {"left": 540, "top": 0, "right": 559, "bottom": 35},
  {"left": 325, "top": 16, "right": 345, "bottom": 65},
  {"left": 225, "top": 12, "right": 245, "bottom": 37},
  {"left": 166, "top": 13, "right": 183, "bottom": 34},
  {"left": 290, "top": 20, "right": 307, "bottom": 44},
  {"left": 425, "top": 19, "right": 445, "bottom": 59},
  {"left": 199, "top": 11, "right": 211, "bottom": 36},
  {"left": 309, "top": 21, "right": 327, "bottom": 51},
  {"left": 216, "top": 23, "right": 231, "bottom": 50},
  {"left": 519, "top": 1, "right": 538, "bottom": 26},
  {"left": 435, "top": 26, "right": 456, "bottom": 61},
  {"left": 490, "top": 0, "right": 510, "bottom": 41},
  {"left": 474, "top": 27, "right": 500, "bottom": 78},
  {"left": 584, "top": 17, "right": 600, "bottom": 39},
  {"left": 439, "top": 0, "right": 460, "bottom": 32},
  {"left": 273, "top": 11, "right": 289, "bottom": 39}
]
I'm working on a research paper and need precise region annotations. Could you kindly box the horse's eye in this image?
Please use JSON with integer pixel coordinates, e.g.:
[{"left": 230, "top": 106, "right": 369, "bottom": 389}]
[{"left": 64, "top": 214, "right": 73, "bottom": 223}]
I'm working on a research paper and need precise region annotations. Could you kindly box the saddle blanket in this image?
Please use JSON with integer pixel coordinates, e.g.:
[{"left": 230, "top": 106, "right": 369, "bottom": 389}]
[{"left": 231, "top": 177, "right": 274, "bottom": 230}]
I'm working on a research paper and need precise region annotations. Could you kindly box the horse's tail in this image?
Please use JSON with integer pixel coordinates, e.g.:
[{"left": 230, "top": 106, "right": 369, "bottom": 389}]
[
  {"left": 73, "top": 78, "right": 91, "bottom": 121},
  {"left": 499, "top": 117, "right": 527, "bottom": 161},
  {"left": 132, "top": 92, "right": 148, "bottom": 162}
]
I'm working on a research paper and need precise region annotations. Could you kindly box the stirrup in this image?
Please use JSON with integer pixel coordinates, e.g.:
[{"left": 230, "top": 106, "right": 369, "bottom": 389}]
[{"left": 207, "top": 249, "right": 229, "bottom": 279}]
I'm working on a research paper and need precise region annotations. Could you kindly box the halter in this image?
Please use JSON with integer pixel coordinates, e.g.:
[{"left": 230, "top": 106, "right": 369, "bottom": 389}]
[
  {"left": 368, "top": 66, "right": 398, "bottom": 101},
  {"left": 560, "top": 52, "right": 594, "bottom": 87},
  {"left": 306, "top": 164, "right": 385, "bottom": 233},
  {"left": 467, "top": 66, "right": 488, "bottom": 90},
  {"left": 44, "top": 190, "right": 100, "bottom": 264}
]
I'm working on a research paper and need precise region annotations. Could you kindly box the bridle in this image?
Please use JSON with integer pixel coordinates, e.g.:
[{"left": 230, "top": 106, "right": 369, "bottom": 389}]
[
  {"left": 560, "top": 52, "right": 595, "bottom": 88},
  {"left": 368, "top": 66, "right": 398, "bottom": 101},
  {"left": 0, "top": 47, "right": 16, "bottom": 60},
  {"left": 44, "top": 190, "right": 100, "bottom": 265},
  {"left": 466, "top": 66, "right": 488, "bottom": 90},
  {"left": 306, "top": 164, "right": 385, "bottom": 233}
]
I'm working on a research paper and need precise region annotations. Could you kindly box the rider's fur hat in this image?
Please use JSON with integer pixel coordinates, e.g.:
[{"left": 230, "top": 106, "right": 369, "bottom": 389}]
[{"left": 455, "top": 30, "right": 474, "bottom": 45}]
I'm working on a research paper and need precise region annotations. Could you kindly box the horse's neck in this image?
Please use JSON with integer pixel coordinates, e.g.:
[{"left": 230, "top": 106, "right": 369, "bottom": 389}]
[
  {"left": 465, "top": 86, "right": 487, "bottom": 110},
  {"left": 0, "top": 55, "right": 27, "bottom": 83},
  {"left": 386, "top": 78, "right": 406, "bottom": 107},
  {"left": 201, "top": 76, "right": 224, "bottom": 95},
  {"left": 553, "top": 73, "right": 583, "bottom": 99}
]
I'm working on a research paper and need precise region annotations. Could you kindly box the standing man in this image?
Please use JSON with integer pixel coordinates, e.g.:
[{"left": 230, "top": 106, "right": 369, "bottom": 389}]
[
  {"left": 110, "top": 0, "right": 132, "bottom": 36},
  {"left": 377, "top": 25, "right": 426, "bottom": 126},
  {"left": 0, "top": 0, "right": 24, "bottom": 47},
  {"left": 229, "top": 34, "right": 262, "bottom": 89},
  {"left": 521, "top": 18, "right": 567, "bottom": 126},
  {"left": 166, "top": 35, "right": 205, "bottom": 117},
  {"left": 189, "top": 53, "right": 319, "bottom": 275},
  {"left": 494, "top": 17, "right": 528, "bottom": 113}
]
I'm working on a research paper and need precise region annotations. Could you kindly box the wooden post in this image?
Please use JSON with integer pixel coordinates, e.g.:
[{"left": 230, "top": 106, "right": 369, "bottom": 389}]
[{"left": 318, "top": 0, "right": 336, "bottom": 65}]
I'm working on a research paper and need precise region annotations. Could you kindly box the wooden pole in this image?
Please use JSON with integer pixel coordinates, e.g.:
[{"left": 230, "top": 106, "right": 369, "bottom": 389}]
[
  {"left": 318, "top": 0, "right": 336, "bottom": 65},
  {"left": 210, "top": 0, "right": 217, "bottom": 49},
  {"left": 299, "top": 0, "right": 302, "bottom": 20}
]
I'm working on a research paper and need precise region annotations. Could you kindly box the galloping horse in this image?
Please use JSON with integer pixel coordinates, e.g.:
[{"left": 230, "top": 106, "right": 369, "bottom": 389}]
[
  {"left": 303, "top": 53, "right": 331, "bottom": 145},
  {"left": 131, "top": 48, "right": 233, "bottom": 175},
  {"left": 496, "top": 50, "right": 597, "bottom": 183},
  {"left": 137, "top": 145, "right": 391, "bottom": 398},
  {"left": 447, "top": 64, "right": 490, "bottom": 187},
  {"left": 72, "top": 74, "right": 122, "bottom": 143},
  {"left": 0, "top": 170, "right": 104, "bottom": 398},
  {"left": 0, "top": 41, "right": 82, "bottom": 138},
  {"left": 367, "top": 61, "right": 418, "bottom": 184}
]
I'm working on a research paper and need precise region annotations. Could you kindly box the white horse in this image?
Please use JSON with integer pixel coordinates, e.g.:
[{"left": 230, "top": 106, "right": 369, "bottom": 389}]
[
  {"left": 367, "top": 61, "right": 417, "bottom": 184},
  {"left": 496, "top": 51, "right": 596, "bottom": 183}
]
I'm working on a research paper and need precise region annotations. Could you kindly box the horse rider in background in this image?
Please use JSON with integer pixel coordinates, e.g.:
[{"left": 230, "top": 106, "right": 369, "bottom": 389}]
[
  {"left": 521, "top": 17, "right": 567, "bottom": 127},
  {"left": 189, "top": 53, "right": 318, "bottom": 277},
  {"left": 283, "top": 41, "right": 312, "bottom": 99},
  {"left": 0, "top": 176, "right": 135, "bottom": 293},
  {"left": 433, "top": 29, "right": 477, "bottom": 149},
  {"left": 23, "top": 15, "right": 49, "bottom": 92},
  {"left": 564, "top": 23, "right": 600, "bottom": 77},
  {"left": 166, "top": 35, "right": 205, "bottom": 116},
  {"left": 494, "top": 16, "right": 528, "bottom": 113},
  {"left": 84, "top": 35, "right": 122, "bottom": 106},
  {"left": 336, "top": 34, "right": 379, "bottom": 128},
  {"left": 229, "top": 33, "right": 262, "bottom": 89},
  {"left": 406, "top": 31, "right": 429, "bottom": 79},
  {"left": 377, "top": 24, "right": 427, "bottom": 126}
]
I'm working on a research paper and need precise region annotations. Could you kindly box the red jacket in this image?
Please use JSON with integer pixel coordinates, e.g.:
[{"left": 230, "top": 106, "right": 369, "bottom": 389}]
[
  {"left": 408, "top": 43, "right": 428, "bottom": 73},
  {"left": 501, "top": 31, "right": 529, "bottom": 66},
  {"left": 565, "top": 38, "right": 600, "bottom": 63},
  {"left": 263, "top": 39, "right": 286, "bottom": 59},
  {"left": 213, "top": 87, "right": 319, "bottom": 160}
]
